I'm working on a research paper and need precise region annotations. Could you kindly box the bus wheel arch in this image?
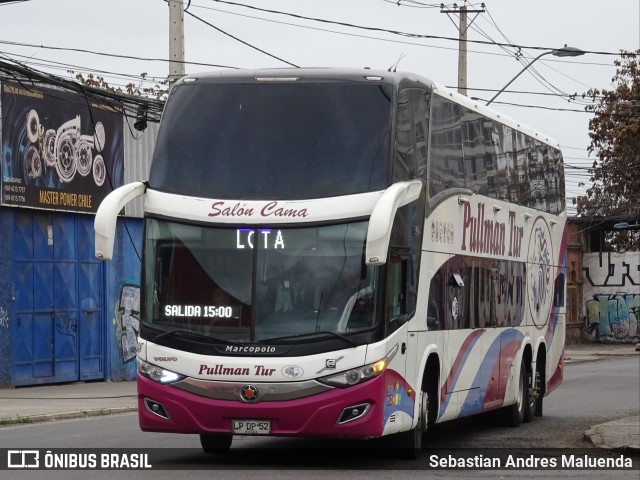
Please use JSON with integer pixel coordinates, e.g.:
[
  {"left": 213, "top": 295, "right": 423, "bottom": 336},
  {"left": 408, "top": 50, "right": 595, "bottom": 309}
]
[
  {"left": 388, "top": 352, "right": 439, "bottom": 459},
  {"left": 501, "top": 359, "right": 528, "bottom": 427},
  {"left": 421, "top": 353, "right": 440, "bottom": 430}
]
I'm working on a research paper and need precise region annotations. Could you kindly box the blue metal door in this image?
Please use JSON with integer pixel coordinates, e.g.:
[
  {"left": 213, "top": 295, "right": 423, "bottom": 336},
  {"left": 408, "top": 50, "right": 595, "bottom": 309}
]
[
  {"left": 11, "top": 212, "right": 104, "bottom": 386},
  {"left": 77, "top": 215, "right": 105, "bottom": 381}
]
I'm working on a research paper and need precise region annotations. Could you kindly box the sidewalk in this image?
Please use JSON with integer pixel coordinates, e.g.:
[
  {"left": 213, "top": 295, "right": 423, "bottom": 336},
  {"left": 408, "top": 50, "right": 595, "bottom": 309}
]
[
  {"left": 0, "top": 380, "right": 137, "bottom": 424},
  {"left": 0, "top": 343, "right": 637, "bottom": 452}
]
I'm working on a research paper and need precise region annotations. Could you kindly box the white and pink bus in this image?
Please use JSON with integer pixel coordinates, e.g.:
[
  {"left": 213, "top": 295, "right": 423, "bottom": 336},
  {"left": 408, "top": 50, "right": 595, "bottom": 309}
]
[{"left": 95, "top": 69, "right": 566, "bottom": 458}]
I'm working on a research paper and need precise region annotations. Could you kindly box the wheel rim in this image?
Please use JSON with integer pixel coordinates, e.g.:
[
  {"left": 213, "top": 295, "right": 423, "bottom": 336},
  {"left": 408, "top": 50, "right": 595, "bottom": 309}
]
[
  {"left": 56, "top": 135, "right": 77, "bottom": 182},
  {"left": 93, "top": 155, "right": 106, "bottom": 186}
]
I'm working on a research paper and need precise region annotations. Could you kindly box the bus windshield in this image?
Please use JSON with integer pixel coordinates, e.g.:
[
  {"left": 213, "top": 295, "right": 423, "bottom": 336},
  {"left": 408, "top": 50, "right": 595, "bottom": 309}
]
[
  {"left": 149, "top": 82, "right": 392, "bottom": 199},
  {"left": 143, "top": 218, "right": 379, "bottom": 343}
]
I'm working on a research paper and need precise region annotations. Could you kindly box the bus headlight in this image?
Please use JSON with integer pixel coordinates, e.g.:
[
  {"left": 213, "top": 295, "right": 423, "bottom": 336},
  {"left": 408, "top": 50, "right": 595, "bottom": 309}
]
[
  {"left": 137, "top": 358, "right": 185, "bottom": 384},
  {"left": 319, "top": 344, "right": 398, "bottom": 388}
]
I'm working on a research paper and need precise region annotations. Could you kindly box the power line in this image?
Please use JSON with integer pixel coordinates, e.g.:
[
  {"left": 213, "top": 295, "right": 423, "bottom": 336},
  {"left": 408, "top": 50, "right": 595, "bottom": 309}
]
[
  {"left": 201, "top": 0, "right": 632, "bottom": 56},
  {"left": 0, "top": 39, "right": 237, "bottom": 70},
  {"left": 186, "top": 0, "right": 630, "bottom": 69},
  {"left": 178, "top": 1, "right": 298, "bottom": 67}
]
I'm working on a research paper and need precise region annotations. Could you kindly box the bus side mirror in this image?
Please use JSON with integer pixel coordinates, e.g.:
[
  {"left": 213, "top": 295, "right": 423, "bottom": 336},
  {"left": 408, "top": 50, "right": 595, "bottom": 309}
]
[
  {"left": 94, "top": 182, "right": 147, "bottom": 260},
  {"left": 365, "top": 180, "right": 422, "bottom": 266}
]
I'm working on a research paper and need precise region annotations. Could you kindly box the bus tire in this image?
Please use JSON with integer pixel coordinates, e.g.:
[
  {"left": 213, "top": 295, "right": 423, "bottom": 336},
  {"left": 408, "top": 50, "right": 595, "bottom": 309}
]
[
  {"left": 534, "top": 355, "right": 545, "bottom": 417},
  {"left": 501, "top": 362, "right": 527, "bottom": 427},
  {"left": 390, "top": 424, "right": 422, "bottom": 459},
  {"left": 535, "top": 394, "right": 543, "bottom": 417},
  {"left": 523, "top": 366, "right": 536, "bottom": 423},
  {"left": 524, "top": 371, "right": 543, "bottom": 423},
  {"left": 200, "top": 433, "right": 233, "bottom": 453},
  {"left": 390, "top": 390, "right": 426, "bottom": 459}
]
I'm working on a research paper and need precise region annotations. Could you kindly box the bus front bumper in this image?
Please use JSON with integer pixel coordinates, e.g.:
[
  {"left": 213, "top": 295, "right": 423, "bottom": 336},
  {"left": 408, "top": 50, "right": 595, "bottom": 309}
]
[{"left": 137, "top": 373, "right": 388, "bottom": 439}]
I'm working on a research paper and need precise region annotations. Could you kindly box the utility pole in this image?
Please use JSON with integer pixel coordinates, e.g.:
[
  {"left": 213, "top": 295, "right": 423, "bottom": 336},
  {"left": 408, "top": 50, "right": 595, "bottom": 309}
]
[
  {"left": 169, "top": 0, "right": 185, "bottom": 84},
  {"left": 441, "top": 3, "right": 485, "bottom": 96}
]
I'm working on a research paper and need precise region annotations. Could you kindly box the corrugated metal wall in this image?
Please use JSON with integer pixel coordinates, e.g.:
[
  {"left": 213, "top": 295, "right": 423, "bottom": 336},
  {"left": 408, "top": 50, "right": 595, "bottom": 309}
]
[{"left": 123, "top": 119, "right": 159, "bottom": 217}]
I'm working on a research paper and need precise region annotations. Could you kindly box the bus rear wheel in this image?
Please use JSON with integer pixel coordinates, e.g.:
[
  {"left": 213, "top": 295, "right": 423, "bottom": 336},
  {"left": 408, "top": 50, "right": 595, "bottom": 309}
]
[
  {"left": 200, "top": 433, "right": 233, "bottom": 453},
  {"left": 524, "top": 368, "right": 539, "bottom": 423},
  {"left": 501, "top": 362, "right": 527, "bottom": 427}
]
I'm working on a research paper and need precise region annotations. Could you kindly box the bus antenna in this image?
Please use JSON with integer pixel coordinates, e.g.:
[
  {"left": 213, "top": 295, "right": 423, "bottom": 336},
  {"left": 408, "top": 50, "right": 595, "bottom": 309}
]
[{"left": 388, "top": 54, "right": 406, "bottom": 72}]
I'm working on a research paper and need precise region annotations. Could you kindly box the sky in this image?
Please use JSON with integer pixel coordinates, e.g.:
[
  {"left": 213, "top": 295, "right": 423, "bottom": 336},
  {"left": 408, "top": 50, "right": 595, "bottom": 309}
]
[{"left": 1, "top": 0, "right": 639, "bottom": 215}]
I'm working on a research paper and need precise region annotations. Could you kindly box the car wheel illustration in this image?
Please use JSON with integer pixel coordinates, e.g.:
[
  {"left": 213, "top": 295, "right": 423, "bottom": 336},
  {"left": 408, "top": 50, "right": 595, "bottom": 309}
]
[
  {"left": 94, "top": 121, "right": 106, "bottom": 152},
  {"left": 26, "top": 109, "right": 40, "bottom": 143},
  {"left": 44, "top": 129, "right": 57, "bottom": 166},
  {"left": 56, "top": 134, "right": 77, "bottom": 182},
  {"left": 77, "top": 141, "right": 93, "bottom": 177},
  {"left": 93, "top": 154, "right": 106, "bottom": 186},
  {"left": 26, "top": 146, "right": 42, "bottom": 178}
]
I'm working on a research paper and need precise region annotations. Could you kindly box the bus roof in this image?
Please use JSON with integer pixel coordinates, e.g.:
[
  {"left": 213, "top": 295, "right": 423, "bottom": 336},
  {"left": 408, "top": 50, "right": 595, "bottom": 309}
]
[{"left": 176, "top": 67, "right": 561, "bottom": 149}]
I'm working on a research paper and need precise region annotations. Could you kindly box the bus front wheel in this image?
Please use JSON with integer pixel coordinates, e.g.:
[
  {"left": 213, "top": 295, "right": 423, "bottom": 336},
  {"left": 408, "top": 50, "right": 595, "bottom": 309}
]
[
  {"left": 390, "top": 390, "right": 427, "bottom": 459},
  {"left": 200, "top": 433, "right": 233, "bottom": 454}
]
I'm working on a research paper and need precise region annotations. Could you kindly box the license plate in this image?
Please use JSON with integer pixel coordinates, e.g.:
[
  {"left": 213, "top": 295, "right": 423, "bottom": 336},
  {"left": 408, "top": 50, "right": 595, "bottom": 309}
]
[{"left": 232, "top": 420, "right": 271, "bottom": 435}]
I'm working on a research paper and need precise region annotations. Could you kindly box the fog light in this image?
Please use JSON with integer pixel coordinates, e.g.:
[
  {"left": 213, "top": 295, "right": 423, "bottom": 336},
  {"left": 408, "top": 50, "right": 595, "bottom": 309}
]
[
  {"left": 337, "top": 403, "right": 370, "bottom": 424},
  {"left": 144, "top": 398, "right": 170, "bottom": 419}
]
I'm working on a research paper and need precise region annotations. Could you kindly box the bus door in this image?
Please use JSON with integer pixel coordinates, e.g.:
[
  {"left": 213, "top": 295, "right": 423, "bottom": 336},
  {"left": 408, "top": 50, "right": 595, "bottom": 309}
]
[{"left": 382, "top": 250, "right": 414, "bottom": 434}]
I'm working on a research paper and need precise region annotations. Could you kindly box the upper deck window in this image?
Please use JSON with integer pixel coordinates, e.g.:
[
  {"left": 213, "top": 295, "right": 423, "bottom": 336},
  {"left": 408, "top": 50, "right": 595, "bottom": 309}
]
[{"left": 150, "top": 82, "right": 393, "bottom": 200}]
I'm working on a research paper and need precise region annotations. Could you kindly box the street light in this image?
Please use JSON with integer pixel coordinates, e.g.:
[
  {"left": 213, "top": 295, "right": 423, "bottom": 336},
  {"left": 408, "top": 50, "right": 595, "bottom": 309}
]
[{"left": 486, "top": 45, "right": 585, "bottom": 106}]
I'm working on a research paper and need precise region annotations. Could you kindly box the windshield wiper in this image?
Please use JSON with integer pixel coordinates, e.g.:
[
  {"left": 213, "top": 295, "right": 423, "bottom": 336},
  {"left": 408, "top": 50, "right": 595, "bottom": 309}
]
[
  {"left": 150, "top": 329, "right": 239, "bottom": 346},
  {"left": 266, "top": 331, "right": 357, "bottom": 347}
]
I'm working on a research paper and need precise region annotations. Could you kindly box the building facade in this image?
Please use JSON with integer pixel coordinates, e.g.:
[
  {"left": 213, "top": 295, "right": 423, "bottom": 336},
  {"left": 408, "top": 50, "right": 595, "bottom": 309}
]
[
  {"left": 566, "top": 218, "right": 639, "bottom": 344},
  {"left": 0, "top": 65, "right": 160, "bottom": 386}
]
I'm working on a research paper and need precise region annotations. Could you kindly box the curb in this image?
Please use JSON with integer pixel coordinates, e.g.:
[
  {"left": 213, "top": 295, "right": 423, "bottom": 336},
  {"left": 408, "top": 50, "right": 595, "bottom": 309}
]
[
  {"left": 0, "top": 407, "right": 138, "bottom": 427},
  {"left": 583, "top": 417, "right": 640, "bottom": 454}
]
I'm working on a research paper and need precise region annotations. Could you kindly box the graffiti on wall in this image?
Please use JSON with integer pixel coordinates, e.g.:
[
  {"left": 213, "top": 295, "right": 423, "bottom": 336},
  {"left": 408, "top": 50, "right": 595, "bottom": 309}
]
[
  {"left": 583, "top": 252, "right": 639, "bottom": 343},
  {"left": 586, "top": 293, "right": 639, "bottom": 341},
  {"left": 115, "top": 284, "right": 140, "bottom": 362}
]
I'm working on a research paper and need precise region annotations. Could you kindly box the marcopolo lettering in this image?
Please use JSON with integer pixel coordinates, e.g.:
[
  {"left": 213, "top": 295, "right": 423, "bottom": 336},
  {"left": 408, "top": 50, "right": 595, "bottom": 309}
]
[{"left": 224, "top": 345, "right": 277, "bottom": 354}]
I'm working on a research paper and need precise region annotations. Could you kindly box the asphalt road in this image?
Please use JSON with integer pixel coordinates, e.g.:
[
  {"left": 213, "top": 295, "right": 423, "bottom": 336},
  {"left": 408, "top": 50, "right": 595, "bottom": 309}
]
[{"left": 0, "top": 357, "right": 638, "bottom": 479}]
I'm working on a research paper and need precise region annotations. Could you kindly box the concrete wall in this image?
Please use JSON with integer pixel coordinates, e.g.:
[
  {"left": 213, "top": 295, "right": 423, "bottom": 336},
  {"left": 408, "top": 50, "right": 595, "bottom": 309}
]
[
  {"left": 583, "top": 251, "right": 640, "bottom": 343},
  {"left": 106, "top": 218, "right": 142, "bottom": 381}
]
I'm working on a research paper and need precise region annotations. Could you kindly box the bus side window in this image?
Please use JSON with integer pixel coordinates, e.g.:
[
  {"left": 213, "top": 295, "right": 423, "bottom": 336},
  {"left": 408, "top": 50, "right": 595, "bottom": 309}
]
[
  {"left": 427, "top": 274, "right": 444, "bottom": 330},
  {"left": 554, "top": 273, "right": 566, "bottom": 307},
  {"left": 386, "top": 254, "right": 407, "bottom": 334}
]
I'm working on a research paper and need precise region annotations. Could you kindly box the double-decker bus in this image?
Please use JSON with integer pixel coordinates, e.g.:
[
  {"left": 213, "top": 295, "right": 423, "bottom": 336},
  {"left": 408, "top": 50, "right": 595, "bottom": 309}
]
[{"left": 95, "top": 69, "right": 566, "bottom": 458}]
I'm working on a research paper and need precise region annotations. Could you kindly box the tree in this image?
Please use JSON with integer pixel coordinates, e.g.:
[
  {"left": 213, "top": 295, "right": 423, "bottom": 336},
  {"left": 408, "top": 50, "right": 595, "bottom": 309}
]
[{"left": 576, "top": 50, "right": 640, "bottom": 250}]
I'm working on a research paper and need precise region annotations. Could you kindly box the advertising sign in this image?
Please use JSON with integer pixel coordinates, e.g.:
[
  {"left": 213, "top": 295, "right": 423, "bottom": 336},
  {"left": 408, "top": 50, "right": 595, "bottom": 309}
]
[{"left": 1, "top": 81, "right": 124, "bottom": 213}]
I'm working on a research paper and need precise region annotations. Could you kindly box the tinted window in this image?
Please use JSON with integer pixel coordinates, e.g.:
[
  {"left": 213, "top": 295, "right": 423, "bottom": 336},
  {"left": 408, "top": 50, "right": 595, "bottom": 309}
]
[
  {"left": 143, "top": 219, "right": 380, "bottom": 343},
  {"left": 150, "top": 82, "right": 393, "bottom": 199},
  {"left": 427, "top": 255, "right": 526, "bottom": 330},
  {"left": 429, "top": 94, "right": 565, "bottom": 214},
  {"left": 393, "top": 89, "right": 430, "bottom": 182}
]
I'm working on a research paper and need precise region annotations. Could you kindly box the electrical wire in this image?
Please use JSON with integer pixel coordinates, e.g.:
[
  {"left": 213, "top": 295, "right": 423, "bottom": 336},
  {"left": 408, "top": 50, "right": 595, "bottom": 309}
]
[
  {"left": 200, "top": 0, "right": 630, "bottom": 56},
  {"left": 177, "top": 1, "right": 298, "bottom": 67}
]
